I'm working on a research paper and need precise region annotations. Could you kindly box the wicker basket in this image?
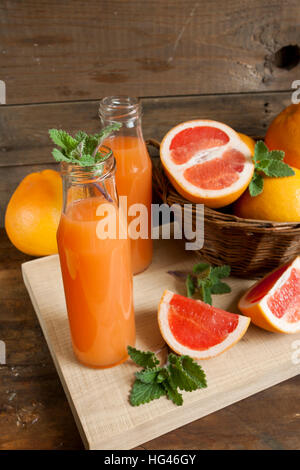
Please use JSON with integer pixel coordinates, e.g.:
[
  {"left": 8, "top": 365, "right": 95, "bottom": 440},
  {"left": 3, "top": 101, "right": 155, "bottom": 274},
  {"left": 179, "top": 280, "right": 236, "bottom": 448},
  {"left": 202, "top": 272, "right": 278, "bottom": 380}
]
[{"left": 148, "top": 139, "right": 300, "bottom": 279}]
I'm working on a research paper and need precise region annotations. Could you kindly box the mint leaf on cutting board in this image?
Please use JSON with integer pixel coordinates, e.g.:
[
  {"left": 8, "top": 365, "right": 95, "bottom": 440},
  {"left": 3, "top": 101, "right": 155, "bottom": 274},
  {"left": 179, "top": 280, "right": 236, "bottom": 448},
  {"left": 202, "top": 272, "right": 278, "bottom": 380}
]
[{"left": 128, "top": 347, "right": 207, "bottom": 407}]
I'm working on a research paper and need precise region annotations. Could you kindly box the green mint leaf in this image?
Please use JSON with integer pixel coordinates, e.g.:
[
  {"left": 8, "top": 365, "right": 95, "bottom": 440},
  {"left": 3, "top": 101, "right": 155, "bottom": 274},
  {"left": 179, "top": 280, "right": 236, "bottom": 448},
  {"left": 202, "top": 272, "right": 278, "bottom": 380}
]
[
  {"left": 127, "top": 346, "right": 159, "bottom": 369},
  {"left": 268, "top": 150, "right": 285, "bottom": 161},
  {"left": 198, "top": 276, "right": 212, "bottom": 288},
  {"left": 193, "top": 263, "right": 210, "bottom": 274},
  {"left": 195, "top": 264, "right": 211, "bottom": 281},
  {"left": 210, "top": 281, "right": 231, "bottom": 294},
  {"left": 253, "top": 140, "right": 269, "bottom": 164},
  {"left": 249, "top": 172, "right": 264, "bottom": 197},
  {"left": 52, "top": 148, "right": 70, "bottom": 163},
  {"left": 94, "top": 122, "right": 122, "bottom": 144},
  {"left": 211, "top": 265, "right": 231, "bottom": 279},
  {"left": 130, "top": 379, "right": 166, "bottom": 406},
  {"left": 201, "top": 284, "right": 212, "bottom": 305},
  {"left": 75, "top": 131, "right": 88, "bottom": 142},
  {"left": 255, "top": 159, "right": 271, "bottom": 172},
  {"left": 168, "top": 354, "right": 198, "bottom": 392},
  {"left": 82, "top": 135, "right": 98, "bottom": 156},
  {"left": 197, "top": 277, "right": 206, "bottom": 289},
  {"left": 263, "top": 160, "right": 295, "bottom": 178},
  {"left": 163, "top": 380, "right": 183, "bottom": 406},
  {"left": 135, "top": 367, "right": 163, "bottom": 384},
  {"left": 78, "top": 154, "right": 95, "bottom": 166},
  {"left": 180, "top": 356, "right": 207, "bottom": 389},
  {"left": 156, "top": 368, "right": 169, "bottom": 383},
  {"left": 49, "top": 129, "right": 78, "bottom": 152},
  {"left": 186, "top": 274, "right": 195, "bottom": 298}
]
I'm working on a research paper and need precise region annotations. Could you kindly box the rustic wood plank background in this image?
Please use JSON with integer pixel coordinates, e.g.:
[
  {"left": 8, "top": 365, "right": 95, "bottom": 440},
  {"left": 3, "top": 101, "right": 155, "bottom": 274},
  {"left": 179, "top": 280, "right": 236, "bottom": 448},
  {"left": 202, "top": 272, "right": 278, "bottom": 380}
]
[
  {"left": 0, "top": 0, "right": 300, "bottom": 450},
  {"left": 1, "top": 0, "right": 299, "bottom": 104}
]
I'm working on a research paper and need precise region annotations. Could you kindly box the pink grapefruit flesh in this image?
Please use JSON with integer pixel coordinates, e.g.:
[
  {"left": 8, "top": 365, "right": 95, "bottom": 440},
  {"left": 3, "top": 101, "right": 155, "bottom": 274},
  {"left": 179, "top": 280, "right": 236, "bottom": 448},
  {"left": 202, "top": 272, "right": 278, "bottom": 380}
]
[
  {"left": 184, "top": 148, "right": 246, "bottom": 190},
  {"left": 170, "top": 126, "right": 230, "bottom": 165},
  {"left": 239, "top": 256, "right": 300, "bottom": 333},
  {"left": 158, "top": 290, "right": 250, "bottom": 359}
]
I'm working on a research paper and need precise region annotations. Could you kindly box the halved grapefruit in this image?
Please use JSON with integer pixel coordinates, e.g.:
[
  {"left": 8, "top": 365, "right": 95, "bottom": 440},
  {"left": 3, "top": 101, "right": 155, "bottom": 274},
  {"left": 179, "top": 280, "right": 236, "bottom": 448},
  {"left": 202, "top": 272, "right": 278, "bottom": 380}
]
[
  {"left": 160, "top": 120, "right": 254, "bottom": 208},
  {"left": 239, "top": 256, "right": 300, "bottom": 334},
  {"left": 158, "top": 290, "right": 251, "bottom": 359}
]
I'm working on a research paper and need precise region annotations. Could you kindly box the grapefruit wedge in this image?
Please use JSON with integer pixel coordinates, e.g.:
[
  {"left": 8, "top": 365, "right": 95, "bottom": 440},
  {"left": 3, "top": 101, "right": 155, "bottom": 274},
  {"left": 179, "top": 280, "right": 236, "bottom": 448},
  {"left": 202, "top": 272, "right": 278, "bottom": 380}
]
[
  {"left": 158, "top": 290, "right": 251, "bottom": 359},
  {"left": 160, "top": 120, "right": 254, "bottom": 208},
  {"left": 239, "top": 256, "right": 300, "bottom": 334}
]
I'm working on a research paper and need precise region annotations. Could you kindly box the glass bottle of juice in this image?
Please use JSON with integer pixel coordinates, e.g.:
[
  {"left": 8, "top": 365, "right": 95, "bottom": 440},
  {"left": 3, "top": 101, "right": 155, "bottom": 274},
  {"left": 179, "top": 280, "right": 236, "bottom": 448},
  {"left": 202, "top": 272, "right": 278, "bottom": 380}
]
[
  {"left": 99, "top": 96, "right": 153, "bottom": 275},
  {"left": 57, "top": 147, "right": 135, "bottom": 368}
]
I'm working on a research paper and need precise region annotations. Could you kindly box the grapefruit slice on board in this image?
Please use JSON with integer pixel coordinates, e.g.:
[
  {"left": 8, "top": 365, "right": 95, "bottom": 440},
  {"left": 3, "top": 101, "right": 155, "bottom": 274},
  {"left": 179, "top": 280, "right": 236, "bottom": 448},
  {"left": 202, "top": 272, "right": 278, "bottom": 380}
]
[
  {"left": 158, "top": 290, "right": 251, "bottom": 359},
  {"left": 160, "top": 120, "right": 254, "bottom": 208},
  {"left": 239, "top": 256, "right": 300, "bottom": 333}
]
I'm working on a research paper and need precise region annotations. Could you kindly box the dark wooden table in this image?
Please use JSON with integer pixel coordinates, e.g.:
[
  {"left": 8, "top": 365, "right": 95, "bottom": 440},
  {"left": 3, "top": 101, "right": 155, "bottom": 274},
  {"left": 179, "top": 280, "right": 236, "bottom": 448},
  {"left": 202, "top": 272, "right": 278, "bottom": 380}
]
[{"left": 0, "top": 228, "right": 299, "bottom": 450}]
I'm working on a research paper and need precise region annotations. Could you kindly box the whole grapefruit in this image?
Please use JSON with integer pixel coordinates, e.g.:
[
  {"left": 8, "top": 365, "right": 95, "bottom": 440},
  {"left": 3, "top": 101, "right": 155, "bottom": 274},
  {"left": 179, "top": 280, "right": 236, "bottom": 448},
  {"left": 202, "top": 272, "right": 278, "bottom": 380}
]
[
  {"left": 265, "top": 103, "right": 300, "bottom": 170},
  {"left": 5, "top": 169, "right": 62, "bottom": 256},
  {"left": 234, "top": 167, "right": 300, "bottom": 222}
]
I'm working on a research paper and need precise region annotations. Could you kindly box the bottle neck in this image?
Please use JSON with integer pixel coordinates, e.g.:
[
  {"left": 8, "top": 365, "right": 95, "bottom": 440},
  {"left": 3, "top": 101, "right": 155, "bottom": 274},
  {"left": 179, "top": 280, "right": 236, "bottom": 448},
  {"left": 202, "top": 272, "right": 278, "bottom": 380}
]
[
  {"left": 60, "top": 147, "right": 118, "bottom": 212},
  {"left": 60, "top": 146, "right": 115, "bottom": 183},
  {"left": 99, "top": 96, "right": 143, "bottom": 133}
]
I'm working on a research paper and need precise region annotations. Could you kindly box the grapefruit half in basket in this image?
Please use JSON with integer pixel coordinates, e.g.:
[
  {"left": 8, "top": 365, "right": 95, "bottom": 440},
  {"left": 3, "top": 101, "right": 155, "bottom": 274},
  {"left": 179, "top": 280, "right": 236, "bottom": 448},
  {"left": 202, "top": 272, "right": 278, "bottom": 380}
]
[
  {"left": 239, "top": 256, "right": 300, "bottom": 333},
  {"left": 160, "top": 120, "right": 254, "bottom": 208},
  {"left": 158, "top": 290, "right": 251, "bottom": 359}
]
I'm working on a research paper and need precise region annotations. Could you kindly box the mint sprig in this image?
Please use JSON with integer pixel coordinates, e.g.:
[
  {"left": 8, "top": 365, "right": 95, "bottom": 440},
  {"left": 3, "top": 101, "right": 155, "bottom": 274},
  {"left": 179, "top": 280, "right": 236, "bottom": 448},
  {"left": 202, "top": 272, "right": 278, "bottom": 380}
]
[
  {"left": 49, "top": 123, "right": 121, "bottom": 167},
  {"left": 184, "top": 262, "right": 231, "bottom": 305},
  {"left": 168, "top": 263, "right": 231, "bottom": 306},
  {"left": 128, "top": 346, "right": 207, "bottom": 407},
  {"left": 249, "top": 141, "right": 295, "bottom": 197}
]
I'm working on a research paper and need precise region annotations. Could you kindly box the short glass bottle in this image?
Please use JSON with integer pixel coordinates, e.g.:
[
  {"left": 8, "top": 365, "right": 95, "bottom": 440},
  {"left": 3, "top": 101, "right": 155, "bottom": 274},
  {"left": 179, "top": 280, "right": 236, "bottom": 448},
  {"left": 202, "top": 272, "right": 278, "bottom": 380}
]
[{"left": 57, "top": 147, "right": 135, "bottom": 368}]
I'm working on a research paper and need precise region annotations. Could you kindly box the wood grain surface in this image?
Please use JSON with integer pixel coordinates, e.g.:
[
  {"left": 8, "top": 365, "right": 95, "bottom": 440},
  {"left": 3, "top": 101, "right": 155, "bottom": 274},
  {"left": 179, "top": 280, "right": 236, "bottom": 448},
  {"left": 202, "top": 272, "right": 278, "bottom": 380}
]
[
  {"left": 0, "top": 0, "right": 299, "bottom": 104},
  {"left": 0, "top": 91, "right": 291, "bottom": 225},
  {"left": 21, "top": 237, "right": 300, "bottom": 449},
  {"left": 1, "top": 229, "right": 300, "bottom": 449}
]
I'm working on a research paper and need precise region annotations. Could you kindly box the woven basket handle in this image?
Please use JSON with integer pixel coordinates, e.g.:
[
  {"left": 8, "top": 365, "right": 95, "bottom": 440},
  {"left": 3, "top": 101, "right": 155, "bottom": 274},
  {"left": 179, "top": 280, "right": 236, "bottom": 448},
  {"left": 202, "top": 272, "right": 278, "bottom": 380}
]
[{"left": 146, "top": 138, "right": 161, "bottom": 150}]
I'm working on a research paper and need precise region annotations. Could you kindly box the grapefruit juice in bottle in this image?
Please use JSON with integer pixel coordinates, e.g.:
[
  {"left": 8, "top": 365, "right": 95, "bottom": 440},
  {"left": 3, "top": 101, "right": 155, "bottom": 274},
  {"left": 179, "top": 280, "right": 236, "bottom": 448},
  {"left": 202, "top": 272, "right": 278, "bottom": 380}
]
[
  {"left": 99, "top": 96, "right": 153, "bottom": 275},
  {"left": 57, "top": 149, "right": 135, "bottom": 368}
]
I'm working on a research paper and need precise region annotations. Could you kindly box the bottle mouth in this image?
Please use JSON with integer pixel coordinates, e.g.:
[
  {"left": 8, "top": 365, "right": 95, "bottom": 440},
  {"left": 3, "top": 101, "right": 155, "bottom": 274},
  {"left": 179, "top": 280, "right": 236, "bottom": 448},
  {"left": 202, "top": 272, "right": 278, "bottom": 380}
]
[
  {"left": 99, "top": 95, "right": 141, "bottom": 121},
  {"left": 60, "top": 145, "right": 116, "bottom": 182}
]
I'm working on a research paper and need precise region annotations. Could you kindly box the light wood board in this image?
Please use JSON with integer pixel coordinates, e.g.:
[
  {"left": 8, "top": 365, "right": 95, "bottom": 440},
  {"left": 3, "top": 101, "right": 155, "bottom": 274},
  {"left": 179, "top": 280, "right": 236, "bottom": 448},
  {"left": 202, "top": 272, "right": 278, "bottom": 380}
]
[{"left": 22, "top": 238, "right": 300, "bottom": 450}]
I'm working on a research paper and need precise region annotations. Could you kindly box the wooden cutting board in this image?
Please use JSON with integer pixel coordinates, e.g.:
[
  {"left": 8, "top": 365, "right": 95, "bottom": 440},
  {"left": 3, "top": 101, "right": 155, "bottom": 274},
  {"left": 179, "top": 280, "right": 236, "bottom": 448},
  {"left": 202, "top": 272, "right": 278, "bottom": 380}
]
[{"left": 22, "top": 238, "right": 300, "bottom": 450}]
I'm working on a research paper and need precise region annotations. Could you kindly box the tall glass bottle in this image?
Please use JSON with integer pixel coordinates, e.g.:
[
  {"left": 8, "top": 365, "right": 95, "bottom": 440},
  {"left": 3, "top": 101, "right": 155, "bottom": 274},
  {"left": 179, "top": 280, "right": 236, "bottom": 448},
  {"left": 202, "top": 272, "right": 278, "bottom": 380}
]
[
  {"left": 99, "top": 96, "right": 153, "bottom": 275},
  {"left": 57, "top": 147, "right": 135, "bottom": 368}
]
